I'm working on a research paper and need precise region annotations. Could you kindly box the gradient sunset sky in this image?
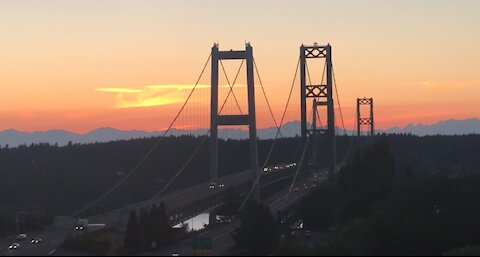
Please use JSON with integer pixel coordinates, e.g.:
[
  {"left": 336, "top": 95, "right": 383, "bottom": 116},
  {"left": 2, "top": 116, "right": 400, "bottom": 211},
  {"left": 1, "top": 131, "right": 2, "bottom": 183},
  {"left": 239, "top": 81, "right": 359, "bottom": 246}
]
[{"left": 1, "top": 0, "right": 479, "bottom": 133}]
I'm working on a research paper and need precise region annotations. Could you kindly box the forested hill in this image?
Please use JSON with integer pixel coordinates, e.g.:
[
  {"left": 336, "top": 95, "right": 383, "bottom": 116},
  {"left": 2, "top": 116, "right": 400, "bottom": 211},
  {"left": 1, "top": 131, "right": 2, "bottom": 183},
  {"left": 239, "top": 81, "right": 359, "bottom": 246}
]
[
  {"left": 0, "top": 136, "right": 303, "bottom": 218},
  {"left": 0, "top": 134, "right": 479, "bottom": 232}
]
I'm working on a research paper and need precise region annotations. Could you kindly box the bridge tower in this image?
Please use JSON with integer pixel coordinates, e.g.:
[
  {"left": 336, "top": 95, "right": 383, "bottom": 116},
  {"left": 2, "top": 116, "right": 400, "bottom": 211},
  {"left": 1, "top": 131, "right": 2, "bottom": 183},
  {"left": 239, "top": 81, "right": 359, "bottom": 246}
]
[
  {"left": 210, "top": 43, "right": 260, "bottom": 201},
  {"left": 357, "top": 97, "right": 375, "bottom": 137},
  {"left": 300, "top": 43, "right": 336, "bottom": 182}
]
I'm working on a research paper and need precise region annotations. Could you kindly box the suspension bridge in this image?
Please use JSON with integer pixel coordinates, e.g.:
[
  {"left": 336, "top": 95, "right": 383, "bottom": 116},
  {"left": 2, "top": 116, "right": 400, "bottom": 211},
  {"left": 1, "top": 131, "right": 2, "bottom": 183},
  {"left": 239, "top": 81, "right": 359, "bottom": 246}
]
[{"left": 2, "top": 42, "right": 377, "bottom": 256}]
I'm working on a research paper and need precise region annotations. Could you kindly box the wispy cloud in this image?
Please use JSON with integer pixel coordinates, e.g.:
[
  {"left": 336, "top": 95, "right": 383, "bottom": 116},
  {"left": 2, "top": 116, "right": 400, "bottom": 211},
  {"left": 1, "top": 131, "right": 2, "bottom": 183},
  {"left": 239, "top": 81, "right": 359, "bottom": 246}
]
[
  {"left": 95, "top": 88, "right": 144, "bottom": 93},
  {"left": 420, "top": 80, "right": 480, "bottom": 90},
  {"left": 96, "top": 84, "right": 247, "bottom": 109},
  {"left": 146, "top": 84, "right": 211, "bottom": 90},
  {"left": 145, "top": 84, "right": 247, "bottom": 90},
  {"left": 97, "top": 85, "right": 185, "bottom": 108}
]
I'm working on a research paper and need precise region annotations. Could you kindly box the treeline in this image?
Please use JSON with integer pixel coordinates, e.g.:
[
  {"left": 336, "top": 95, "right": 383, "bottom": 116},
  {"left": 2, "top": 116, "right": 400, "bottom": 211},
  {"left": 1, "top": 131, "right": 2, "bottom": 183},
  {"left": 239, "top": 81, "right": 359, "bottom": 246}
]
[
  {"left": 0, "top": 134, "right": 479, "bottom": 232},
  {"left": 124, "top": 203, "right": 173, "bottom": 254},
  {"left": 0, "top": 136, "right": 303, "bottom": 223},
  {"left": 284, "top": 139, "right": 480, "bottom": 256},
  {"left": 383, "top": 134, "right": 480, "bottom": 178},
  {"left": 62, "top": 203, "right": 173, "bottom": 255}
]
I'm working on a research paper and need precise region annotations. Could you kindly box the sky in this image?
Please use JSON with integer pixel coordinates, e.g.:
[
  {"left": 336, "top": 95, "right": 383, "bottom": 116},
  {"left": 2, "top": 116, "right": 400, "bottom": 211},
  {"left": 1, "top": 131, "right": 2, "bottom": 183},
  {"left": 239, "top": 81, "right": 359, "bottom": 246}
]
[{"left": 1, "top": 0, "right": 479, "bottom": 133}]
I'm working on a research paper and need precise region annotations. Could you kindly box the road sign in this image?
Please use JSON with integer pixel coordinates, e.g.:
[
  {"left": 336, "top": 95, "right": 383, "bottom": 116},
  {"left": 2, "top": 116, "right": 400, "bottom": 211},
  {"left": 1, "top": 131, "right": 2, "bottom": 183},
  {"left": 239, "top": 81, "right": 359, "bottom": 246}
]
[{"left": 192, "top": 236, "right": 212, "bottom": 250}]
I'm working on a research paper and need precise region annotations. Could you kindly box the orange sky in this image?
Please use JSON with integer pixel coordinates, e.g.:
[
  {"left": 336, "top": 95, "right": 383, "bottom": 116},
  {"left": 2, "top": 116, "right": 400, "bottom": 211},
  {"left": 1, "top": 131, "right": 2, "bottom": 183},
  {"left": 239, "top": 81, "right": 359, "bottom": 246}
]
[{"left": 1, "top": 0, "right": 479, "bottom": 133}]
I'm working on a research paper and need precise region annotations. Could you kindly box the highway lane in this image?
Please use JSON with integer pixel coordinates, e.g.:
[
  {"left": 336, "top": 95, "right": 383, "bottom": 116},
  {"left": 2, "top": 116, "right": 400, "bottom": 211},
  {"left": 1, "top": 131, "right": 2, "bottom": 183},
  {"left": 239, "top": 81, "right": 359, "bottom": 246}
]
[
  {"left": 87, "top": 169, "right": 255, "bottom": 229},
  {"left": 149, "top": 169, "right": 328, "bottom": 256},
  {"left": 0, "top": 229, "right": 70, "bottom": 256},
  {"left": 0, "top": 167, "right": 300, "bottom": 256},
  {"left": 0, "top": 169, "right": 263, "bottom": 256},
  {"left": 88, "top": 167, "right": 299, "bottom": 229}
]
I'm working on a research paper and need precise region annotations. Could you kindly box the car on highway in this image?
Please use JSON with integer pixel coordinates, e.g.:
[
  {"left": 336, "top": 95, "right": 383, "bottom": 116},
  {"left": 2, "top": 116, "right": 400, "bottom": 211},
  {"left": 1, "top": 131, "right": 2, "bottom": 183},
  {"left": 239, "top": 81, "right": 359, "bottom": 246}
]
[
  {"left": 216, "top": 215, "right": 233, "bottom": 224},
  {"left": 75, "top": 218, "right": 89, "bottom": 231},
  {"left": 75, "top": 225, "right": 85, "bottom": 230},
  {"left": 31, "top": 238, "right": 42, "bottom": 244},
  {"left": 16, "top": 234, "right": 27, "bottom": 241},
  {"left": 9, "top": 243, "right": 20, "bottom": 250},
  {"left": 209, "top": 183, "right": 225, "bottom": 189}
]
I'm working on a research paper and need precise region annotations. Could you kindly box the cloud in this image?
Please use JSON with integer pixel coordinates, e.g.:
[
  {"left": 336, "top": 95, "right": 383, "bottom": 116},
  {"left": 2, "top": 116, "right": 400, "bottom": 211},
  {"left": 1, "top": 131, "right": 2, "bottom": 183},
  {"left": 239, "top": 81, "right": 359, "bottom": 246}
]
[
  {"left": 420, "top": 80, "right": 480, "bottom": 90},
  {"left": 97, "top": 84, "right": 249, "bottom": 109},
  {"left": 95, "top": 88, "right": 144, "bottom": 93},
  {"left": 117, "top": 95, "right": 181, "bottom": 108},
  {"left": 146, "top": 84, "right": 211, "bottom": 90},
  {"left": 97, "top": 85, "right": 186, "bottom": 108},
  {"left": 146, "top": 84, "right": 247, "bottom": 90}
]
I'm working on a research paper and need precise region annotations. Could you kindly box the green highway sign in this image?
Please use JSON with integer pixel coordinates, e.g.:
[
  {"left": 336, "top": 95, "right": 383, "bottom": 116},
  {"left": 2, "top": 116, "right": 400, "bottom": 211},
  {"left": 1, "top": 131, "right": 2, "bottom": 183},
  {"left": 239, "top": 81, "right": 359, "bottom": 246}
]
[{"left": 192, "top": 237, "right": 213, "bottom": 250}]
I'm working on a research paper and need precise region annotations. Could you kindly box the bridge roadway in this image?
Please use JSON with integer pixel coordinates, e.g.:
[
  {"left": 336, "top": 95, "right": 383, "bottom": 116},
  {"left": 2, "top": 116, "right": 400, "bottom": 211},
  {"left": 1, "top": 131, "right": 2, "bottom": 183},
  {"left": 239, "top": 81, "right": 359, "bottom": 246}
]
[
  {"left": 148, "top": 169, "right": 329, "bottom": 256},
  {"left": 0, "top": 169, "right": 262, "bottom": 256},
  {"left": 86, "top": 169, "right": 257, "bottom": 229},
  {"left": 0, "top": 167, "right": 315, "bottom": 256}
]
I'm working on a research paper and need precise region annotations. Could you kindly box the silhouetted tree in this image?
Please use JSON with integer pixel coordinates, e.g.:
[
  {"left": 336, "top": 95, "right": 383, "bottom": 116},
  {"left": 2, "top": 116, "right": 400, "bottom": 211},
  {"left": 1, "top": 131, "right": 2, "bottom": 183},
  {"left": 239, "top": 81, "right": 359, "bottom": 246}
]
[
  {"left": 218, "top": 187, "right": 242, "bottom": 217},
  {"left": 335, "top": 139, "right": 396, "bottom": 222},
  {"left": 301, "top": 185, "right": 335, "bottom": 230},
  {"left": 151, "top": 203, "right": 173, "bottom": 248},
  {"left": 138, "top": 207, "right": 152, "bottom": 250},
  {"left": 232, "top": 201, "right": 279, "bottom": 255},
  {"left": 124, "top": 210, "right": 141, "bottom": 254}
]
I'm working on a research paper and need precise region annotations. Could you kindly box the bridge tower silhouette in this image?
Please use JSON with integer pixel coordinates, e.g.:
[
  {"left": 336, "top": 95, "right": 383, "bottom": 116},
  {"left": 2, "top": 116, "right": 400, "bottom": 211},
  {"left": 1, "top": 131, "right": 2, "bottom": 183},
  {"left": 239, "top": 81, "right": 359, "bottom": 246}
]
[
  {"left": 357, "top": 97, "right": 375, "bottom": 137},
  {"left": 210, "top": 43, "right": 260, "bottom": 201},
  {"left": 300, "top": 43, "right": 336, "bottom": 182}
]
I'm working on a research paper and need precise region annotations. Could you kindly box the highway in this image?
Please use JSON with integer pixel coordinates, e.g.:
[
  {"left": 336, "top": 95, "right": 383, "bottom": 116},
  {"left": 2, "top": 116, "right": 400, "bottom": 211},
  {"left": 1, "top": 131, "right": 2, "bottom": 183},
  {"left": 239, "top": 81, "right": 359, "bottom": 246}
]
[
  {"left": 147, "top": 169, "right": 328, "bottom": 256},
  {"left": 0, "top": 168, "right": 273, "bottom": 256},
  {"left": 0, "top": 166, "right": 308, "bottom": 256},
  {"left": 0, "top": 229, "right": 69, "bottom": 257},
  {"left": 87, "top": 169, "right": 260, "bottom": 229}
]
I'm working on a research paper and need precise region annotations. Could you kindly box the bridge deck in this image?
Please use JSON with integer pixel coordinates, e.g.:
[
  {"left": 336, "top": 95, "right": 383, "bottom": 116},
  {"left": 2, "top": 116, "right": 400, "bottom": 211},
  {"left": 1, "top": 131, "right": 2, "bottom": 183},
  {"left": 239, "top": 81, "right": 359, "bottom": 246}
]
[{"left": 86, "top": 169, "right": 254, "bottom": 229}]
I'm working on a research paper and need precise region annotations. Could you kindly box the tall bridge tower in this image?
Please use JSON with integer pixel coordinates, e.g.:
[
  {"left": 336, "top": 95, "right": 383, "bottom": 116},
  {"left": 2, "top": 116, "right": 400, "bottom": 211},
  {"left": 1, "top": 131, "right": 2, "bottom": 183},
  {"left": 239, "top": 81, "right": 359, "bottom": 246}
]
[
  {"left": 210, "top": 43, "right": 260, "bottom": 200},
  {"left": 300, "top": 43, "right": 336, "bottom": 182},
  {"left": 357, "top": 97, "right": 375, "bottom": 137}
]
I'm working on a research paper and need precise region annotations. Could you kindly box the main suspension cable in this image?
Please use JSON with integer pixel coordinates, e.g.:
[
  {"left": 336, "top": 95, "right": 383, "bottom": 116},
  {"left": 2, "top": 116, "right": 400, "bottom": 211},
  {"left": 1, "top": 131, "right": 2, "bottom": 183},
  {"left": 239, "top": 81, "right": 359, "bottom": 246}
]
[
  {"left": 71, "top": 54, "right": 212, "bottom": 218},
  {"left": 253, "top": 58, "right": 282, "bottom": 136},
  {"left": 332, "top": 65, "right": 347, "bottom": 136},
  {"left": 239, "top": 58, "right": 301, "bottom": 210}
]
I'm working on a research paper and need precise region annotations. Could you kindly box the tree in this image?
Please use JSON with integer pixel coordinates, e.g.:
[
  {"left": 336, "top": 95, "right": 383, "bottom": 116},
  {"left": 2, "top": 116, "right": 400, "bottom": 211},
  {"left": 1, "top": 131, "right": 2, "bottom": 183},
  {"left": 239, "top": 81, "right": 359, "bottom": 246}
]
[
  {"left": 335, "top": 139, "right": 396, "bottom": 222},
  {"left": 218, "top": 187, "right": 241, "bottom": 217},
  {"left": 151, "top": 203, "right": 173, "bottom": 248},
  {"left": 124, "top": 210, "right": 141, "bottom": 254},
  {"left": 232, "top": 201, "right": 279, "bottom": 255},
  {"left": 301, "top": 186, "right": 335, "bottom": 230},
  {"left": 139, "top": 207, "right": 152, "bottom": 251}
]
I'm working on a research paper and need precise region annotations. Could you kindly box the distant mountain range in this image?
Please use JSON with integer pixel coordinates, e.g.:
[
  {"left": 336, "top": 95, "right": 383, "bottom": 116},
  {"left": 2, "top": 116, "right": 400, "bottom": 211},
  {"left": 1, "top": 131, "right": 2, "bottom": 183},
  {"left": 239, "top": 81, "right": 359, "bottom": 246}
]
[
  {"left": 386, "top": 118, "right": 480, "bottom": 136},
  {"left": 0, "top": 121, "right": 303, "bottom": 148},
  {"left": 0, "top": 119, "right": 479, "bottom": 148}
]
